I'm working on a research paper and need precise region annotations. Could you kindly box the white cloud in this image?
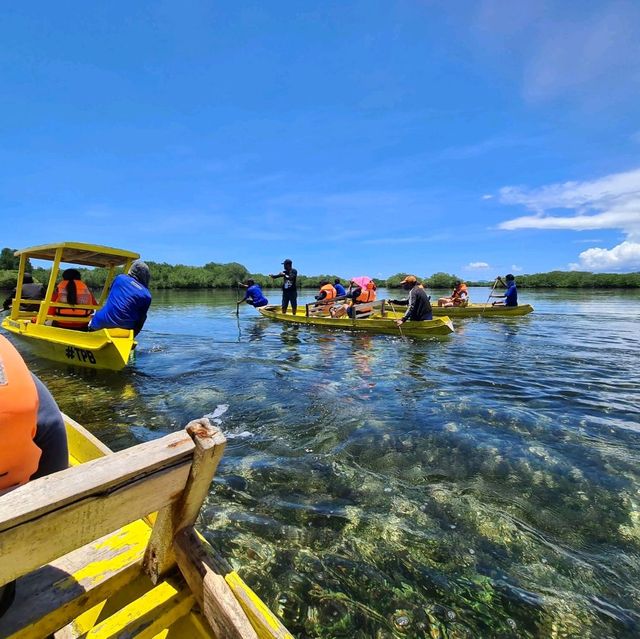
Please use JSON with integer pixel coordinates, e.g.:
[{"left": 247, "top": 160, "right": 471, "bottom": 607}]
[
  {"left": 577, "top": 241, "right": 640, "bottom": 271},
  {"left": 511, "top": 264, "right": 523, "bottom": 272},
  {"left": 497, "top": 167, "right": 640, "bottom": 271},
  {"left": 482, "top": 194, "right": 494, "bottom": 200},
  {"left": 466, "top": 261, "right": 490, "bottom": 270}
]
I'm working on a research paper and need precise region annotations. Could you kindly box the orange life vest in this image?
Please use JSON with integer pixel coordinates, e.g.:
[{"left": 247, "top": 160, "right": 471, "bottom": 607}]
[
  {"left": 52, "top": 280, "right": 96, "bottom": 317},
  {"left": 319, "top": 284, "right": 336, "bottom": 302},
  {"left": 452, "top": 283, "right": 468, "bottom": 300},
  {"left": 0, "top": 336, "right": 41, "bottom": 491},
  {"left": 355, "top": 286, "right": 376, "bottom": 304}
]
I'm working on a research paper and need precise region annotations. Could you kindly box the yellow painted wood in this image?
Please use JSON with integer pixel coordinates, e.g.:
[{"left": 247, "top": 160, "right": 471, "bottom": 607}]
[
  {"left": 36, "top": 246, "right": 62, "bottom": 324},
  {"left": 145, "top": 419, "right": 226, "bottom": 583},
  {"left": 0, "top": 417, "right": 290, "bottom": 639},
  {"left": 9, "top": 253, "right": 27, "bottom": 320},
  {"left": 83, "top": 579, "right": 194, "bottom": 639},
  {"left": 259, "top": 305, "right": 454, "bottom": 337},
  {"left": 0, "top": 432, "right": 194, "bottom": 585},
  {"left": 0, "top": 318, "right": 136, "bottom": 370},
  {"left": 226, "top": 572, "right": 294, "bottom": 639},
  {"left": 2, "top": 521, "right": 149, "bottom": 639},
  {"left": 13, "top": 242, "right": 139, "bottom": 268},
  {"left": 64, "top": 414, "right": 113, "bottom": 463},
  {"left": 174, "top": 527, "right": 258, "bottom": 639}
]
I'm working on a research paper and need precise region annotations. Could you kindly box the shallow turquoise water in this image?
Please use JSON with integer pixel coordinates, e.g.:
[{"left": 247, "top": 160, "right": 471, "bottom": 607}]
[{"left": 10, "top": 287, "right": 640, "bottom": 638}]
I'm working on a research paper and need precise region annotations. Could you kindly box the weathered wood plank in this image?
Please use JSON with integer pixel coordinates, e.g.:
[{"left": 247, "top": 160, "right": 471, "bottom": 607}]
[
  {"left": 226, "top": 572, "right": 294, "bottom": 639},
  {"left": 174, "top": 527, "right": 258, "bottom": 639},
  {"left": 0, "top": 430, "right": 194, "bottom": 532},
  {"left": 0, "top": 521, "right": 149, "bottom": 639},
  {"left": 144, "top": 419, "right": 226, "bottom": 582},
  {"left": 0, "top": 463, "right": 190, "bottom": 586},
  {"left": 82, "top": 578, "right": 194, "bottom": 639}
]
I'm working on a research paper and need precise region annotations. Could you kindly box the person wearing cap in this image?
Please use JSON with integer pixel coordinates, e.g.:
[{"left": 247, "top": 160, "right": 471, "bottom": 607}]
[
  {"left": 237, "top": 279, "right": 269, "bottom": 309},
  {"left": 270, "top": 259, "right": 298, "bottom": 314},
  {"left": 0, "top": 335, "right": 68, "bottom": 615},
  {"left": 392, "top": 275, "right": 433, "bottom": 325},
  {"left": 2, "top": 272, "right": 46, "bottom": 312},
  {"left": 88, "top": 260, "right": 152, "bottom": 336},
  {"left": 491, "top": 274, "right": 518, "bottom": 307}
]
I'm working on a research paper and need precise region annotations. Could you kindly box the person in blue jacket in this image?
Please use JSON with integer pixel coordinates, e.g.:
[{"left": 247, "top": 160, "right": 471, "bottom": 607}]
[
  {"left": 491, "top": 274, "right": 518, "bottom": 307},
  {"left": 333, "top": 278, "right": 346, "bottom": 297},
  {"left": 88, "top": 260, "right": 152, "bottom": 336},
  {"left": 237, "top": 279, "right": 268, "bottom": 309}
]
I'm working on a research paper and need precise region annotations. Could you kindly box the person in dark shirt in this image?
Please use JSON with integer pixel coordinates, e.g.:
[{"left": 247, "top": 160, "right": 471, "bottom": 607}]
[
  {"left": 270, "top": 259, "right": 298, "bottom": 315},
  {"left": 391, "top": 275, "right": 433, "bottom": 325},
  {"left": 89, "top": 260, "right": 152, "bottom": 336},
  {"left": 2, "top": 273, "right": 46, "bottom": 312},
  {"left": 491, "top": 274, "right": 518, "bottom": 307},
  {"left": 237, "top": 279, "right": 269, "bottom": 309},
  {"left": 333, "top": 279, "right": 346, "bottom": 297}
]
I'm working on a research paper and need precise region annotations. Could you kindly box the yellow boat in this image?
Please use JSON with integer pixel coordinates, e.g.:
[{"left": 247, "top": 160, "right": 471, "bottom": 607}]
[
  {"left": 424, "top": 303, "right": 533, "bottom": 318},
  {"left": 1, "top": 242, "right": 140, "bottom": 370},
  {"left": 258, "top": 301, "right": 454, "bottom": 337},
  {"left": 0, "top": 413, "right": 292, "bottom": 639}
]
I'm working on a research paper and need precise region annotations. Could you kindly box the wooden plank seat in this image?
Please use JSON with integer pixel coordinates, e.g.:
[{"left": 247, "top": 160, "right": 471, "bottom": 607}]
[{"left": 0, "top": 419, "right": 259, "bottom": 639}]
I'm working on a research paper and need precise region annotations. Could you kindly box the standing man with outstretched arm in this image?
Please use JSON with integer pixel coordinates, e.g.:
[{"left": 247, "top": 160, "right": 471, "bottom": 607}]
[{"left": 270, "top": 259, "right": 298, "bottom": 315}]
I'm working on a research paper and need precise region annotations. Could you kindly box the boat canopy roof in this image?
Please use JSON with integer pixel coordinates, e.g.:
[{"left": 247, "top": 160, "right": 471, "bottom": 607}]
[{"left": 14, "top": 242, "right": 140, "bottom": 267}]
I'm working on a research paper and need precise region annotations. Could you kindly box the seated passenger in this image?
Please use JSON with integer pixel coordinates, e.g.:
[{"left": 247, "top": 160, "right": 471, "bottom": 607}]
[
  {"left": 49, "top": 268, "right": 98, "bottom": 330},
  {"left": 331, "top": 279, "right": 376, "bottom": 319},
  {"left": 392, "top": 275, "right": 432, "bottom": 325},
  {"left": 437, "top": 280, "right": 468, "bottom": 307},
  {"left": 88, "top": 260, "right": 152, "bottom": 336},
  {"left": 237, "top": 279, "right": 269, "bottom": 309},
  {"left": 491, "top": 274, "right": 518, "bottom": 307},
  {"left": 0, "top": 335, "right": 69, "bottom": 616},
  {"left": 314, "top": 280, "right": 336, "bottom": 315},
  {"left": 2, "top": 272, "right": 46, "bottom": 312},
  {"left": 333, "top": 278, "right": 346, "bottom": 297}
]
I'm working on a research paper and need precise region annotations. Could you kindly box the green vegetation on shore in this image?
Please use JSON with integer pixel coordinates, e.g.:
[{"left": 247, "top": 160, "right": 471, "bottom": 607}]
[{"left": 0, "top": 248, "right": 638, "bottom": 290}]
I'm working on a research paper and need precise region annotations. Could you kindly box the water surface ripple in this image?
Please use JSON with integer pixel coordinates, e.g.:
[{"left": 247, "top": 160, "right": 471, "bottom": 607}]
[{"left": 18, "top": 288, "right": 640, "bottom": 638}]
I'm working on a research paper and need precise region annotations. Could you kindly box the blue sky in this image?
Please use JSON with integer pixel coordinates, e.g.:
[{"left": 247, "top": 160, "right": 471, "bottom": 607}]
[{"left": 1, "top": 1, "right": 639, "bottom": 277}]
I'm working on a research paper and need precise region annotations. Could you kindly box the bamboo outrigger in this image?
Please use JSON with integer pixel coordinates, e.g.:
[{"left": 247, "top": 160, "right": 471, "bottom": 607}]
[
  {"left": 416, "top": 303, "right": 533, "bottom": 318},
  {"left": 1, "top": 242, "right": 140, "bottom": 370},
  {"left": 258, "top": 301, "right": 454, "bottom": 337},
  {"left": 0, "top": 415, "right": 291, "bottom": 639}
]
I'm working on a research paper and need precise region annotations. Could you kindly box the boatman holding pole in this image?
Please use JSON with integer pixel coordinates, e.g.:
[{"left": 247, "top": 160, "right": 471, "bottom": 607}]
[
  {"left": 392, "top": 275, "right": 433, "bottom": 325},
  {"left": 270, "top": 259, "right": 298, "bottom": 315}
]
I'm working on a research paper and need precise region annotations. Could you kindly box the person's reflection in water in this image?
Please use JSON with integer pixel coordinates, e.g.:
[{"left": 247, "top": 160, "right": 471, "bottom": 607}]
[
  {"left": 350, "top": 334, "right": 376, "bottom": 396},
  {"left": 247, "top": 320, "right": 266, "bottom": 342},
  {"left": 279, "top": 324, "right": 302, "bottom": 363},
  {"left": 406, "top": 349, "right": 429, "bottom": 383}
]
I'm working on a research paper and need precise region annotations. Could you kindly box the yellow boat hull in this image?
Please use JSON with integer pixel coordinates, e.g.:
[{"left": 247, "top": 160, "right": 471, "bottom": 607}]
[
  {"left": 1, "top": 317, "right": 135, "bottom": 370},
  {"left": 62, "top": 415, "right": 292, "bottom": 639},
  {"left": 258, "top": 306, "right": 454, "bottom": 337}
]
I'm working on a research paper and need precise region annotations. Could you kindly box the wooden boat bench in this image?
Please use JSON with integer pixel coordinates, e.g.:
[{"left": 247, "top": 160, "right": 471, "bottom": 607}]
[{"left": 0, "top": 418, "right": 278, "bottom": 639}]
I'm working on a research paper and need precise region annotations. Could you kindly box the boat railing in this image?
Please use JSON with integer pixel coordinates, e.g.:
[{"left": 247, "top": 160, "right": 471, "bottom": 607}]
[
  {"left": 0, "top": 417, "right": 290, "bottom": 638},
  {"left": 305, "top": 298, "right": 387, "bottom": 318}
]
